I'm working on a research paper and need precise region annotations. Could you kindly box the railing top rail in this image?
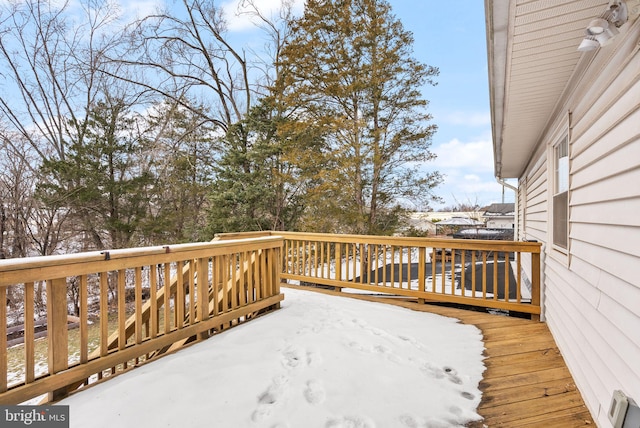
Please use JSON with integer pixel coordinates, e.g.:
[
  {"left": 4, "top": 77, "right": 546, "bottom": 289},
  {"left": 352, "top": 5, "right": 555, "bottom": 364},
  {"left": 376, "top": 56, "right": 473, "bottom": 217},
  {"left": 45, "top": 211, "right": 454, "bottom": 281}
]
[
  {"left": 0, "top": 236, "right": 283, "bottom": 287},
  {"left": 216, "top": 231, "right": 542, "bottom": 253}
]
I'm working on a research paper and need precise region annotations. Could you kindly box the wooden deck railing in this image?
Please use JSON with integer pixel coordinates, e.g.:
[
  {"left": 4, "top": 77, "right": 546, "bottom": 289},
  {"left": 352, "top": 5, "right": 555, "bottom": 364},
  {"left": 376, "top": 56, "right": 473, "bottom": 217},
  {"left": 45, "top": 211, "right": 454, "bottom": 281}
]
[
  {"left": 217, "top": 231, "right": 541, "bottom": 319},
  {"left": 0, "top": 237, "right": 283, "bottom": 404}
]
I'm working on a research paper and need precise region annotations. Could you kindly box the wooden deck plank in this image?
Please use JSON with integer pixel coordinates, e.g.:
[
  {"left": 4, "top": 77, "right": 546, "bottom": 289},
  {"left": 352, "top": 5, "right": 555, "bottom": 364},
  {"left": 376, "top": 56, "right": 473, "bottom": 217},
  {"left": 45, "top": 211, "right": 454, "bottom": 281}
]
[
  {"left": 480, "top": 376, "right": 577, "bottom": 407},
  {"left": 484, "top": 340, "right": 559, "bottom": 358},
  {"left": 479, "top": 391, "right": 588, "bottom": 423},
  {"left": 282, "top": 285, "right": 595, "bottom": 426}
]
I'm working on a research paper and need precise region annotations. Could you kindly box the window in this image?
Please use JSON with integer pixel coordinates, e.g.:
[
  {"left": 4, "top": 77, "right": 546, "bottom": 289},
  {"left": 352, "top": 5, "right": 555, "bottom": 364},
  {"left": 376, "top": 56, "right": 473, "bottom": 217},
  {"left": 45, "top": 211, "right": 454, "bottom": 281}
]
[{"left": 553, "top": 136, "right": 569, "bottom": 249}]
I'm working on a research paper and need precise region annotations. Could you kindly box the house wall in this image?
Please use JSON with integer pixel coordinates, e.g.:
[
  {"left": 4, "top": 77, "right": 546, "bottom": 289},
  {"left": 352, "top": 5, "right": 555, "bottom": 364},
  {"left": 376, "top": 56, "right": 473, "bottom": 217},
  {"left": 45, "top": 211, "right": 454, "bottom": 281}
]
[{"left": 518, "top": 19, "right": 640, "bottom": 427}]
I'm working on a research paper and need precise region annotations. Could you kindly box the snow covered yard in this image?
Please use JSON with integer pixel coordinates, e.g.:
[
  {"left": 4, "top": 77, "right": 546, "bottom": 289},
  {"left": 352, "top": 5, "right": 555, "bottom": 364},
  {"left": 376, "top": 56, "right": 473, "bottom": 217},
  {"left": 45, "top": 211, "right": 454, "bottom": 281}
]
[{"left": 60, "top": 287, "right": 486, "bottom": 428}]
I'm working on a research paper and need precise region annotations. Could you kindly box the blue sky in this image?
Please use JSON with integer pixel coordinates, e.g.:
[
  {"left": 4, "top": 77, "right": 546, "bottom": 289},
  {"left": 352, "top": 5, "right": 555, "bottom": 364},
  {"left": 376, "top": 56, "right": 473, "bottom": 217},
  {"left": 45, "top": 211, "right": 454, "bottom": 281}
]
[
  {"left": 140, "top": 0, "right": 515, "bottom": 210},
  {"left": 389, "top": 1, "right": 512, "bottom": 210}
]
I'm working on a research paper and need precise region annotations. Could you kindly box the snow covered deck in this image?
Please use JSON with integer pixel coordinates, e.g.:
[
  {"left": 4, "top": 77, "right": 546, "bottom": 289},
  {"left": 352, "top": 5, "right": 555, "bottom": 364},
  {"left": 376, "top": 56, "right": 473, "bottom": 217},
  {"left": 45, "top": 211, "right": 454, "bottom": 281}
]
[
  {"left": 287, "top": 285, "right": 595, "bottom": 427},
  {"left": 0, "top": 232, "right": 553, "bottom": 417}
]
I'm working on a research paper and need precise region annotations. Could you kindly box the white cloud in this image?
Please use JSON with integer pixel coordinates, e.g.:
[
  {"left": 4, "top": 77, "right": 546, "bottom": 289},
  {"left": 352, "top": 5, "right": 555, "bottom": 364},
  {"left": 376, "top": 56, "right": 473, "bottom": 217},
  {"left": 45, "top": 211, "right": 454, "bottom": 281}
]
[
  {"left": 423, "top": 137, "right": 517, "bottom": 208},
  {"left": 432, "top": 137, "right": 494, "bottom": 174},
  {"left": 221, "top": 0, "right": 305, "bottom": 32}
]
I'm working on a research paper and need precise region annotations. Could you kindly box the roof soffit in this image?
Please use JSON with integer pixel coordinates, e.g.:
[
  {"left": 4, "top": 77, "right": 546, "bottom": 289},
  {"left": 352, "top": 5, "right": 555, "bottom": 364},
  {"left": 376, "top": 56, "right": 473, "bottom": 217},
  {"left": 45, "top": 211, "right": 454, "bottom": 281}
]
[{"left": 487, "top": 0, "right": 611, "bottom": 178}]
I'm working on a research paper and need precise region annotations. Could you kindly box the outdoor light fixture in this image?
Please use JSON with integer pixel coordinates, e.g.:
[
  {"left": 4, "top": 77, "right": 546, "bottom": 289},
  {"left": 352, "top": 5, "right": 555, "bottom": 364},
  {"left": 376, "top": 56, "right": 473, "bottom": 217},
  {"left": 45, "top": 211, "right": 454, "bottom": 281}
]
[
  {"left": 577, "top": 0, "right": 628, "bottom": 51},
  {"left": 577, "top": 38, "right": 600, "bottom": 51},
  {"left": 587, "top": 17, "right": 610, "bottom": 35}
]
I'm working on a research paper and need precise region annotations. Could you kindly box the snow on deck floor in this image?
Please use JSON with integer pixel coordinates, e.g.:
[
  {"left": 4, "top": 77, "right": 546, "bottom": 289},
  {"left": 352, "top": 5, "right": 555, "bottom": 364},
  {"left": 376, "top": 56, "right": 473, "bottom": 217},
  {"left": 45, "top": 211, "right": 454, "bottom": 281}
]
[{"left": 60, "top": 288, "right": 486, "bottom": 428}]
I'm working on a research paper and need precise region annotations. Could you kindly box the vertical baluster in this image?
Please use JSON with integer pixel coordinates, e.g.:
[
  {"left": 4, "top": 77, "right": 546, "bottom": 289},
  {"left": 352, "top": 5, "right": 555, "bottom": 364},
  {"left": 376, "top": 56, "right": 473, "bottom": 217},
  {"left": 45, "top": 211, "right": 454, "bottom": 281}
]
[
  {"left": 493, "top": 252, "right": 499, "bottom": 301},
  {"left": 352, "top": 243, "right": 357, "bottom": 281},
  {"left": 231, "top": 254, "right": 239, "bottom": 310},
  {"left": 209, "top": 256, "right": 217, "bottom": 317},
  {"left": 189, "top": 260, "right": 196, "bottom": 325},
  {"left": 197, "top": 257, "right": 210, "bottom": 323},
  {"left": 273, "top": 247, "right": 281, "bottom": 302},
  {"left": 516, "top": 252, "right": 522, "bottom": 303},
  {"left": 249, "top": 252, "right": 256, "bottom": 304},
  {"left": 461, "top": 250, "right": 467, "bottom": 297},
  {"left": 0, "top": 285, "right": 6, "bottom": 393},
  {"left": 320, "top": 242, "right": 326, "bottom": 278},
  {"left": 431, "top": 248, "right": 436, "bottom": 293},
  {"left": 440, "top": 248, "right": 446, "bottom": 294},
  {"left": 100, "top": 272, "right": 109, "bottom": 356},
  {"left": 449, "top": 248, "right": 456, "bottom": 296},
  {"left": 383, "top": 246, "right": 388, "bottom": 288},
  {"left": 482, "top": 252, "right": 488, "bottom": 299},
  {"left": 504, "top": 252, "right": 510, "bottom": 302},
  {"left": 25, "top": 282, "right": 35, "bottom": 382},
  {"left": 471, "top": 251, "right": 477, "bottom": 298},
  {"left": 311, "top": 241, "right": 316, "bottom": 277},
  {"left": 398, "top": 246, "right": 404, "bottom": 289},
  {"left": 149, "top": 267, "right": 158, "bottom": 339},
  {"left": 367, "top": 244, "right": 373, "bottom": 285},
  {"left": 198, "top": 257, "right": 210, "bottom": 339},
  {"left": 266, "top": 248, "right": 274, "bottom": 297},
  {"left": 260, "top": 249, "right": 268, "bottom": 299},
  {"left": 164, "top": 263, "right": 171, "bottom": 334},
  {"left": 374, "top": 245, "right": 380, "bottom": 285},
  {"left": 239, "top": 252, "right": 247, "bottom": 307},
  {"left": 176, "top": 261, "right": 185, "bottom": 330},
  {"left": 406, "top": 247, "right": 412, "bottom": 290},
  {"left": 118, "top": 270, "right": 126, "bottom": 350},
  {"left": 389, "top": 246, "right": 395, "bottom": 288},
  {"left": 335, "top": 243, "right": 342, "bottom": 283},
  {"left": 291, "top": 241, "right": 296, "bottom": 276},
  {"left": 135, "top": 268, "right": 143, "bottom": 343}
]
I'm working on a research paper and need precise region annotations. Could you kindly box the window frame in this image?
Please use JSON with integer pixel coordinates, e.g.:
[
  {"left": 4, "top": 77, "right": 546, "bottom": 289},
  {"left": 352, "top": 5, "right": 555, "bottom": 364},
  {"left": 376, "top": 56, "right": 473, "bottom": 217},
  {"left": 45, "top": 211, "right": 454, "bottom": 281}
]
[{"left": 552, "top": 134, "right": 569, "bottom": 251}]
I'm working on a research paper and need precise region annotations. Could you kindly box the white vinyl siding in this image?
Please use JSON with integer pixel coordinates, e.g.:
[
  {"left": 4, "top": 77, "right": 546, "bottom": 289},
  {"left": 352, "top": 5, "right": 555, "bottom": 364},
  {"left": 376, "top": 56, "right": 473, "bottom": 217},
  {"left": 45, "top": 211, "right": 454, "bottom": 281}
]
[
  {"left": 519, "top": 22, "right": 640, "bottom": 427},
  {"left": 524, "top": 154, "right": 547, "bottom": 242}
]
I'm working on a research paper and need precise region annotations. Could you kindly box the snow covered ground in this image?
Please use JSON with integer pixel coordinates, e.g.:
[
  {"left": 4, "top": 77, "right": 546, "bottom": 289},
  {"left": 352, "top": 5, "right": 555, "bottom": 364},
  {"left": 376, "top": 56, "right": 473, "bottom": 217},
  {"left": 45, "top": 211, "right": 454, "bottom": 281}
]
[{"left": 60, "top": 287, "right": 486, "bottom": 428}]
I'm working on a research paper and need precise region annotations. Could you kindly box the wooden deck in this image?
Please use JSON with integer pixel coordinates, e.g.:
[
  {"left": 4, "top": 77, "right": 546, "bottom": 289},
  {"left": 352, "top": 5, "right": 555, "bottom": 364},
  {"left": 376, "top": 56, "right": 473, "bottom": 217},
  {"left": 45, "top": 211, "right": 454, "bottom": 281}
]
[{"left": 284, "top": 285, "right": 595, "bottom": 427}]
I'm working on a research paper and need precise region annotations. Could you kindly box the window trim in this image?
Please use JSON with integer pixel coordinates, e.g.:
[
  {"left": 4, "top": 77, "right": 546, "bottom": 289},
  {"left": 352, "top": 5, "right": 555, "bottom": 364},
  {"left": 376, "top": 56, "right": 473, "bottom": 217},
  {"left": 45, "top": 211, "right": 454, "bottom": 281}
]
[{"left": 552, "top": 134, "right": 569, "bottom": 252}]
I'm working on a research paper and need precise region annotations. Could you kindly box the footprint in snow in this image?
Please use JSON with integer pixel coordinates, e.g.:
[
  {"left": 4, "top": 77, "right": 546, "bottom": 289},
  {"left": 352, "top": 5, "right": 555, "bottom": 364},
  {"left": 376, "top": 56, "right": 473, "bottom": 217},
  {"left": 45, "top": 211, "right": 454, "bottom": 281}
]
[
  {"left": 251, "top": 375, "right": 290, "bottom": 422},
  {"left": 419, "top": 362, "right": 445, "bottom": 380},
  {"left": 281, "top": 345, "right": 306, "bottom": 369},
  {"left": 306, "top": 349, "right": 323, "bottom": 367},
  {"left": 325, "top": 415, "right": 376, "bottom": 428},
  {"left": 304, "top": 379, "right": 326, "bottom": 405},
  {"left": 443, "top": 366, "right": 463, "bottom": 385},
  {"left": 461, "top": 391, "right": 475, "bottom": 400},
  {"left": 282, "top": 345, "right": 323, "bottom": 369}
]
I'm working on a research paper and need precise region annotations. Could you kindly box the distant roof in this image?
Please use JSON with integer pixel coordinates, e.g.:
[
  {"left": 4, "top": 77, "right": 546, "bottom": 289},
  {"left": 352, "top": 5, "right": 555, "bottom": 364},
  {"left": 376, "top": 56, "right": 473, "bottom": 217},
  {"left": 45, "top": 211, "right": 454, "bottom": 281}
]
[{"left": 483, "top": 203, "right": 515, "bottom": 216}]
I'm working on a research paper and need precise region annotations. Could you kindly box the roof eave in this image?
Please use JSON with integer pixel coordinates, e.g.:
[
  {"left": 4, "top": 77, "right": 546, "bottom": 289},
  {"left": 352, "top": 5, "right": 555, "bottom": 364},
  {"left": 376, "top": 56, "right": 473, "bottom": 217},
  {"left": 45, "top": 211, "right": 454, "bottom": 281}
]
[{"left": 485, "top": 0, "right": 511, "bottom": 179}]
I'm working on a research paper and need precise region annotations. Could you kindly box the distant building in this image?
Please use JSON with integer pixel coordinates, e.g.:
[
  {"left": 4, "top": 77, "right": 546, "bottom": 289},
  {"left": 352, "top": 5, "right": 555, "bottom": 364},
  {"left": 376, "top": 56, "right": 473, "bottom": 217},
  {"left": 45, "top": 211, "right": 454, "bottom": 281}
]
[
  {"left": 482, "top": 203, "right": 515, "bottom": 229},
  {"left": 403, "top": 213, "right": 437, "bottom": 235}
]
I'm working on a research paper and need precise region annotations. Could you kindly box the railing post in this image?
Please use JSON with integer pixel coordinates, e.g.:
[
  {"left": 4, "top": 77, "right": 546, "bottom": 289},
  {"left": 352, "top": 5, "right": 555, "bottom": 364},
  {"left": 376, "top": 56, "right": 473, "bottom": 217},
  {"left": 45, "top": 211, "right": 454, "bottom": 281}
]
[
  {"left": 47, "top": 278, "right": 69, "bottom": 402},
  {"left": 531, "top": 251, "right": 541, "bottom": 322},
  {"left": 197, "top": 257, "right": 210, "bottom": 340},
  {"left": 418, "top": 247, "right": 426, "bottom": 304},
  {"left": 0, "top": 285, "right": 6, "bottom": 394},
  {"left": 335, "top": 243, "right": 342, "bottom": 292},
  {"left": 272, "top": 247, "right": 281, "bottom": 309}
]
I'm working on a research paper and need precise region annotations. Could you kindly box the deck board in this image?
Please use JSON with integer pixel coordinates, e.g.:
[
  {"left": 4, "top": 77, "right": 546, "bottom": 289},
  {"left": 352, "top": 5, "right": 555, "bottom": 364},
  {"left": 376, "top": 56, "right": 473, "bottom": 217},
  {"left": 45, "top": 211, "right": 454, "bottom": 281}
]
[{"left": 283, "top": 285, "right": 595, "bottom": 427}]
